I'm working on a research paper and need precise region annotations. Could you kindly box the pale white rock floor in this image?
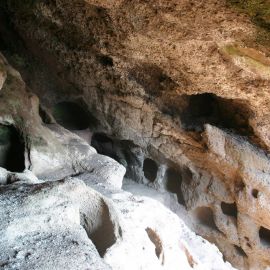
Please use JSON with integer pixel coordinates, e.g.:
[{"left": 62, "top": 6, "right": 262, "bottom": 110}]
[
  {"left": 0, "top": 165, "right": 237, "bottom": 270},
  {"left": 79, "top": 173, "right": 236, "bottom": 270}
]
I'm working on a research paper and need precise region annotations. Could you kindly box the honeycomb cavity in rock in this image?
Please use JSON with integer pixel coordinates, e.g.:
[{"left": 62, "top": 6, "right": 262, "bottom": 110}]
[
  {"left": 192, "top": 206, "right": 220, "bottom": 232},
  {"left": 91, "top": 133, "right": 115, "bottom": 158},
  {"left": 221, "top": 202, "right": 238, "bottom": 218},
  {"left": 259, "top": 226, "right": 270, "bottom": 248},
  {"left": 143, "top": 158, "right": 158, "bottom": 183},
  {"left": 91, "top": 132, "right": 144, "bottom": 180},
  {"left": 97, "top": 54, "right": 114, "bottom": 67},
  {"left": 80, "top": 198, "right": 118, "bottom": 257},
  {"left": 234, "top": 245, "right": 247, "bottom": 258},
  {"left": 164, "top": 167, "right": 185, "bottom": 205},
  {"left": 251, "top": 189, "right": 259, "bottom": 198}
]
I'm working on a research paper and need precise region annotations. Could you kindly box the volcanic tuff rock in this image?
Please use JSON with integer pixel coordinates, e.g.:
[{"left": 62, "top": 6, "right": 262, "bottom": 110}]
[
  {"left": 0, "top": 53, "right": 234, "bottom": 270},
  {"left": 1, "top": 0, "right": 270, "bottom": 269}
]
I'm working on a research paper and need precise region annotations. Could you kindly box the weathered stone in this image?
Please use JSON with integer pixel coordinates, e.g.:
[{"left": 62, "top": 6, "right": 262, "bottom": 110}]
[
  {"left": 2, "top": 1, "right": 270, "bottom": 269},
  {"left": 0, "top": 53, "right": 235, "bottom": 270}
]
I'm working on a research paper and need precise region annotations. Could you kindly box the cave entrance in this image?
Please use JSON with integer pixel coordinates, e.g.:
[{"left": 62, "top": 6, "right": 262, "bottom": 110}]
[
  {"left": 91, "top": 133, "right": 118, "bottom": 161},
  {"left": 180, "top": 93, "right": 217, "bottom": 131},
  {"left": 143, "top": 158, "right": 158, "bottom": 182},
  {"left": 0, "top": 125, "right": 25, "bottom": 172},
  {"left": 164, "top": 167, "right": 185, "bottom": 205},
  {"left": 52, "top": 102, "right": 90, "bottom": 130},
  {"left": 180, "top": 93, "right": 252, "bottom": 135},
  {"left": 91, "top": 132, "right": 142, "bottom": 173}
]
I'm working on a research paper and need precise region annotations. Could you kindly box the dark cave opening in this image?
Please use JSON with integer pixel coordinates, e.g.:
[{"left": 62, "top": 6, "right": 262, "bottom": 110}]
[
  {"left": 181, "top": 93, "right": 216, "bottom": 131},
  {"left": 221, "top": 202, "right": 238, "bottom": 218},
  {"left": 97, "top": 54, "right": 114, "bottom": 67},
  {"left": 91, "top": 133, "right": 119, "bottom": 161},
  {"left": 181, "top": 167, "right": 193, "bottom": 185},
  {"left": 251, "top": 189, "right": 259, "bottom": 198},
  {"left": 0, "top": 125, "right": 25, "bottom": 172},
  {"left": 164, "top": 167, "right": 185, "bottom": 205},
  {"left": 91, "top": 132, "right": 144, "bottom": 177},
  {"left": 180, "top": 93, "right": 252, "bottom": 135},
  {"left": 143, "top": 158, "right": 158, "bottom": 182},
  {"left": 259, "top": 226, "right": 270, "bottom": 248},
  {"left": 52, "top": 102, "right": 90, "bottom": 130}
]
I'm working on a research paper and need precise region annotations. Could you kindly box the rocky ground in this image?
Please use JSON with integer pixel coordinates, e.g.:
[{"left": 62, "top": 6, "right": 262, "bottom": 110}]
[{"left": 1, "top": 0, "right": 270, "bottom": 269}]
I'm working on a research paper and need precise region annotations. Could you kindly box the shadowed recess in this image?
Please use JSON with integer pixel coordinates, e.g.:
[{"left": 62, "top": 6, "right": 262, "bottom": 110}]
[
  {"left": 234, "top": 245, "right": 247, "bottom": 258},
  {"left": 221, "top": 202, "right": 238, "bottom": 218},
  {"left": 91, "top": 133, "right": 144, "bottom": 178},
  {"left": 193, "top": 206, "right": 220, "bottom": 232},
  {"left": 252, "top": 189, "right": 259, "bottom": 198},
  {"left": 164, "top": 167, "right": 185, "bottom": 205},
  {"left": 0, "top": 125, "right": 25, "bottom": 172},
  {"left": 91, "top": 133, "right": 119, "bottom": 161},
  {"left": 80, "top": 198, "right": 118, "bottom": 257},
  {"left": 143, "top": 158, "right": 158, "bottom": 182},
  {"left": 180, "top": 93, "right": 252, "bottom": 135},
  {"left": 39, "top": 105, "right": 52, "bottom": 124},
  {"left": 259, "top": 226, "right": 270, "bottom": 247},
  {"left": 52, "top": 102, "right": 90, "bottom": 130}
]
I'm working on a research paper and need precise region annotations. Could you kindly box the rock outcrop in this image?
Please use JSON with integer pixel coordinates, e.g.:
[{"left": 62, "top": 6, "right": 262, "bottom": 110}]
[{"left": 1, "top": 0, "right": 270, "bottom": 269}]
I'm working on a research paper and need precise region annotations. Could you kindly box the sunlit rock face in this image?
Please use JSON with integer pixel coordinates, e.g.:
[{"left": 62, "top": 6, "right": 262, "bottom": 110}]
[{"left": 1, "top": 0, "right": 270, "bottom": 269}]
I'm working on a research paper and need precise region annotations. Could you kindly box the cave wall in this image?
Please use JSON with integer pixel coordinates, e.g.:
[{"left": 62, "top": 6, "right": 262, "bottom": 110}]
[
  {"left": 1, "top": 0, "right": 270, "bottom": 269},
  {"left": 0, "top": 53, "right": 235, "bottom": 270}
]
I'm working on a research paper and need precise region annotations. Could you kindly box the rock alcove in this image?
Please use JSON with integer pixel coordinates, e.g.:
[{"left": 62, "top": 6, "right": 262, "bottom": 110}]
[
  {"left": 52, "top": 102, "right": 90, "bottom": 131},
  {"left": 0, "top": 125, "right": 25, "bottom": 172}
]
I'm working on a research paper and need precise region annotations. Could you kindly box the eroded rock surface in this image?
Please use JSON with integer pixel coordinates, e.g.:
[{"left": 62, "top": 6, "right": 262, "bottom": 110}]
[
  {"left": 0, "top": 55, "right": 234, "bottom": 269},
  {"left": 0, "top": 176, "right": 235, "bottom": 270},
  {"left": 0, "top": 179, "right": 114, "bottom": 270},
  {"left": 1, "top": 1, "right": 270, "bottom": 269}
]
